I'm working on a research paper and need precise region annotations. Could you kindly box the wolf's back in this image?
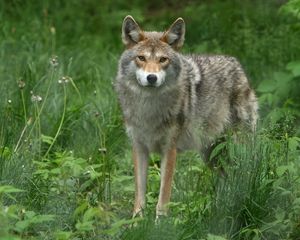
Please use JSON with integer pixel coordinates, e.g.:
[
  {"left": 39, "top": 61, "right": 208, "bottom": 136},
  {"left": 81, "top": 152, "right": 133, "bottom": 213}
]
[{"left": 185, "top": 54, "right": 258, "bottom": 136}]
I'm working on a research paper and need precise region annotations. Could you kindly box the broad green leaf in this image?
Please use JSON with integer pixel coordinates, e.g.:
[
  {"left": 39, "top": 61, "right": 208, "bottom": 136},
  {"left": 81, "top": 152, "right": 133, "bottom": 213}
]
[
  {"left": 289, "top": 137, "right": 300, "bottom": 151},
  {"left": 41, "top": 134, "right": 54, "bottom": 145},
  {"left": 82, "top": 207, "right": 100, "bottom": 222},
  {"left": 209, "top": 142, "right": 227, "bottom": 161},
  {"left": 0, "top": 146, "right": 11, "bottom": 158},
  {"left": 0, "top": 185, "right": 24, "bottom": 194},
  {"left": 256, "top": 79, "right": 277, "bottom": 93},
  {"left": 54, "top": 231, "right": 72, "bottom": 240},
  {"left": 286, "top": 61, "right": 300, "bottom": 77},
  {"left": 104, "top": 218, "right": 140, "bottom": 236},
  {"left": 75, "top": 220, "right": 94, "bottom": 232}
]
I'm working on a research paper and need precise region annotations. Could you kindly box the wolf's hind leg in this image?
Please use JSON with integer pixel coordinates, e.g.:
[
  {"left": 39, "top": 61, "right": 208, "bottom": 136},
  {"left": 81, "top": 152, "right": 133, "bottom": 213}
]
[{"left": 232, "top": 86, "right": 258, "bottom": 132}]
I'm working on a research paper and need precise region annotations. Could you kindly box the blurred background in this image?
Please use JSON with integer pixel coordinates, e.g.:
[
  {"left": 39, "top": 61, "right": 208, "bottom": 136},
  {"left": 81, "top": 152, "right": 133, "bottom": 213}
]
[{"left": 1, "top": 0, "right": 300, "bottom": 239}]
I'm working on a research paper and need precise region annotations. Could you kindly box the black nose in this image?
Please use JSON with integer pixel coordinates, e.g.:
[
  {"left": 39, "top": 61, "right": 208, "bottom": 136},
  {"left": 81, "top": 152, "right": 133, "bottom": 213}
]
[{"left": 147, "top": 74, "right": 157, "bottom": 85}]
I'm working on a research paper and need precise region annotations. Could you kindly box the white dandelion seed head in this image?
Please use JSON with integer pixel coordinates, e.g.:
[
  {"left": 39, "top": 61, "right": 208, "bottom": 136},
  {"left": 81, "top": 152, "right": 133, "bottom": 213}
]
[
  {"left": 31, "top": 94, "right": 42, "bottom": 103},
  {"left": 50, "top": 56, "right": 58, "bottom": 67},
  {"left": 98, "top": 148, "right": 107, "bottom": 154},
  {"left": 58, "top": 76, "right": 72, "bottom": 84},
  {"left": 50, "top": 26, "right": 56, "bottom": 34},
  {"left": 18, "top": 80, "right": 26, "bottom": 89}
]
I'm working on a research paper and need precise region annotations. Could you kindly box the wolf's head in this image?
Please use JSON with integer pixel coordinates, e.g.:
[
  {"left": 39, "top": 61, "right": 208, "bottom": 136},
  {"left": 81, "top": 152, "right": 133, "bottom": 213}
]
[{"left": 120, "top": 16, "right": 185, "bottom": 88}]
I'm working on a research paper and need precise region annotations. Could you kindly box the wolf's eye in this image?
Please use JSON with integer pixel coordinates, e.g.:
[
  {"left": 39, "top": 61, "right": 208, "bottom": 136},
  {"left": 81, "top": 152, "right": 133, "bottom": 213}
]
[
  {"left": 159, "top": 57, "right": 168, "bottom": 63},
  {"left": 137, "top": 56, "right": 146, "bottom": 61}
]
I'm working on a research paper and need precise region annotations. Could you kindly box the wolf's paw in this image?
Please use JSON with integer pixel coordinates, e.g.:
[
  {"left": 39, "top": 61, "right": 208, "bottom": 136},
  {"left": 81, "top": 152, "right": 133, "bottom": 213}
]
[
  {"left": 128, "top": 209, "right": 144, "bottom": 228},
  {"left": 155, "top": 214, "right": 168, "bottom": 225},
  {"left": 132, "top": 208, "right": 144, "bottom": 219}
]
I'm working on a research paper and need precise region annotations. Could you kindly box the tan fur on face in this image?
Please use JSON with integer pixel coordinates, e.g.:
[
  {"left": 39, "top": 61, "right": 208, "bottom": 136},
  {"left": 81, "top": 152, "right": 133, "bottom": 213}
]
[{"left": 135, "top": 46, "right": 170, "bottom": 72}]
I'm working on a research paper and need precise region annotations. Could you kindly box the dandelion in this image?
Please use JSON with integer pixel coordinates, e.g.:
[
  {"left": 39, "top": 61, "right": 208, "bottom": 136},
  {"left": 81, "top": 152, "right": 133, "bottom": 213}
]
[
  {"left": 50, "top": 56, "right": 58, "bottom": 67},
  {"left": 4, "top": 206, "right": 9, "bottom": 213},
  {"left": 31, "top": 92, "right": 42, "bottom": 103},
  {"left": 7, "top": 99, "right": 12, "bottom": 104},
  {"left": 18, "top": 80, "right": 25, "bottom": 89},
  {"left": 98, "top": 148, "right": 107, "bottom": 154},
  {"left": 58, "top": 76, "right": 72, "bottom": 84},
  {"left": 50, "top": 26, "right": 56, "bottom": 35}
]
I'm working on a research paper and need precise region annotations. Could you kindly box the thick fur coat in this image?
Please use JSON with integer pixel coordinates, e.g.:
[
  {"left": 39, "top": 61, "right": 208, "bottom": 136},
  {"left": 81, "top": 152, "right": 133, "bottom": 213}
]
[{"left": 115, "top": 16, "right": 258, "bottom": 218}]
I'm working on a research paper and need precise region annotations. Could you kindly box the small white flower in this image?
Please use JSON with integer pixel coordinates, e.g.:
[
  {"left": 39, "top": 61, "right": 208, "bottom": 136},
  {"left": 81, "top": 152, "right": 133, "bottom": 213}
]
[
  {"left": 31, "top": 94, "right": 42, "bottom": 103},
  {"left": 98, "top": 148, "right": 107, "bottom": 154},
  {"left": 18, "top": 80, "right": 25, "bottom": 89},
  {"left": 50, "top": 56, "right": 58, "bottom": 67},
  {"left": 4, "top": 206, "right": 9, "bottom": 213},
  {"left": 50, "top": 26, "right": 56, "bottom": 35},
  {"left": 58, "top": 76, "right": 72, "bottom": 84}
]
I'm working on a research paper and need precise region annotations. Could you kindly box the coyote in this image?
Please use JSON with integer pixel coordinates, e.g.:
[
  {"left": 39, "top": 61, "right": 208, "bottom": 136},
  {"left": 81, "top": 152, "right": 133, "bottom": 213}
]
[{"left": 115, "top": 16, "right": 258, "bottom": 219}]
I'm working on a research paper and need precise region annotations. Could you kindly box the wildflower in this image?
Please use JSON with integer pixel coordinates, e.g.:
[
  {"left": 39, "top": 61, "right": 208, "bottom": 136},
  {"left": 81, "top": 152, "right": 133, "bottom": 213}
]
[
  {"left": 58, "top": 76, "right": 72, "bottom": 84},
  {"left": 50, "top": 56, "right": 58, "bottom": 67},
  {"left": 18, "top": 80, "right": 25, "bottom": 89},
  {"left": 31, "top": 93, "right": 42, "bottom": 103},
  {"left": 98, "top": 148, "right": 107, "bottom": 154},
  {"left": 4, "top": 206, "right": 9, "bottom": 213},
  {"left": 7, "top": 99, "right": 12, "bottom": 104},
  {"left": 50, "top": 26, "right": 56, "bottom": 35}
]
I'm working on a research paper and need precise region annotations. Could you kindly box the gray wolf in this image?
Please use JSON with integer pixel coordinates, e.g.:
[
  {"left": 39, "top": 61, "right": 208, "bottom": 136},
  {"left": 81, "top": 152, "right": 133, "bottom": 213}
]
[{"left": 114, "top": 16, "right": 258, "bottom": 220}]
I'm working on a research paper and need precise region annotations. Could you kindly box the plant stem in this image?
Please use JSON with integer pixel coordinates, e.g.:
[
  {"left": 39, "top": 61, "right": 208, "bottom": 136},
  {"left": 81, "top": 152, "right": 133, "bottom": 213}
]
[
  {"left": 21, "top": 90, "right": 27, "bottom": 125},
  {"left": 44, "top": 84, "right": 67, "bottom": 157}
]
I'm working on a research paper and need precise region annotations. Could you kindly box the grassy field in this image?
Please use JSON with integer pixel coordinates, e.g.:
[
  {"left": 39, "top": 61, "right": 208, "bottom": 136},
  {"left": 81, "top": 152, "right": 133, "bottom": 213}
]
[{"left": 1, "top": 0, "right": 300, "bottom": 239}]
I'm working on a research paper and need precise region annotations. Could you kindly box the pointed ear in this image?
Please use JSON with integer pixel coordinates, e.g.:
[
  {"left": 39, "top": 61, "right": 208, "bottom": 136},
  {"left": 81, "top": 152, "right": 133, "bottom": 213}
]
[
  {"left": 161, "top": 18, "right": 185, "bottom": 50},
  {"left": 122, "top": 15, "right": 144, "bottom": 47}
]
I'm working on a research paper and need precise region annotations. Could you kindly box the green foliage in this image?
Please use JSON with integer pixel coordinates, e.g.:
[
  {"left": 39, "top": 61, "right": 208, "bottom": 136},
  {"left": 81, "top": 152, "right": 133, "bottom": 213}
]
[
  {"left": 0, "top": 0, "right": 300, "bottom": 239},
  {"left": 280, "top": 0, "right": 300, "bottom": 19}
]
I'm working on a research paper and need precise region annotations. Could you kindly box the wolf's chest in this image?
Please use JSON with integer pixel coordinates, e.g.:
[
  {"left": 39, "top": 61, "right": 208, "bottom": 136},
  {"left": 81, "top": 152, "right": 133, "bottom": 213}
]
[
  {"left": 124, "top": 97, "right": 179, "bottom": 150},
  {"left": 124, "top": 99, "right": 170, "bottom": 131}
]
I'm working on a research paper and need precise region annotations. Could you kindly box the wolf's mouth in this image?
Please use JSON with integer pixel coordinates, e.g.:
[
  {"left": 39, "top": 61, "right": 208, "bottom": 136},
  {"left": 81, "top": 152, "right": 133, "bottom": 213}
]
[
  {"left": 137, "top": 80, "right": 163, "bottom": 88},
  {"left": 136, "top": 69, "right": 166, "bottom": 88}
]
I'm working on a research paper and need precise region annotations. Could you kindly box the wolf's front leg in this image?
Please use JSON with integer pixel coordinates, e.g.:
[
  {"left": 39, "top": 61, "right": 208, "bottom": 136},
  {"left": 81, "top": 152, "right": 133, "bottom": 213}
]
[
  {"left": 132, "top": 144, "right": 149, "bottom": 218},
  {"left": 156, "top": 147, "right": 177, "bottom": 219}
]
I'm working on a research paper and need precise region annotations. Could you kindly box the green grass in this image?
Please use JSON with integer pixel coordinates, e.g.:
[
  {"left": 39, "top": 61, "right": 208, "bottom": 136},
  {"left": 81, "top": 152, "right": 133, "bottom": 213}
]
[{"left": 1, "top": 0, "right": 300, "bottom": 239}]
